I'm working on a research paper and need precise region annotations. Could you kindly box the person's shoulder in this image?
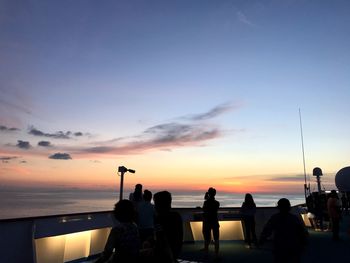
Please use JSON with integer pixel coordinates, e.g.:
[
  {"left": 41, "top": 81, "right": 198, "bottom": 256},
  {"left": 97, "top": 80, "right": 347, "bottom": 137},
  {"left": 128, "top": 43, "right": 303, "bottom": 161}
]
[
  {"left": 169, "top": 211, "right": 182, "bottom": 220},
  {"left": 170, "top": 210, "right": 181, "bottom": 216},
  {"left": 269, "top": 212, "right": 284, "bottom": 222}
]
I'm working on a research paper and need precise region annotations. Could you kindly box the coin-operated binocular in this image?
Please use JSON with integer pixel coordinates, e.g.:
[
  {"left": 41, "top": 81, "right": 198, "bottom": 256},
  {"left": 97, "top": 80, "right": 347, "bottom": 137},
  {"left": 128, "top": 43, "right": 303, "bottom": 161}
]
[{"left": 118, "top": 166, "right": 136, "bottom": 200}]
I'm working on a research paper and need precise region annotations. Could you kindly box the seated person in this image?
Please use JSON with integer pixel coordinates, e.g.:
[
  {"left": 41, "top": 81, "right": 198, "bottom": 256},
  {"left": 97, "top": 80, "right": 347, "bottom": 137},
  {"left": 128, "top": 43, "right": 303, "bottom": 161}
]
[{"left": 95, "top": 200, "right": 140, "bottom": 263}]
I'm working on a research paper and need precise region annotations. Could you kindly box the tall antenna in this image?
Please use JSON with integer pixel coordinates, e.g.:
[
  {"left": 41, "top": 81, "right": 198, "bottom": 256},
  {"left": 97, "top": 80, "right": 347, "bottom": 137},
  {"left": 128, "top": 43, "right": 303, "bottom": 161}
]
[{"left": 299, "top": 108, "right": 309, "bottom": 200}]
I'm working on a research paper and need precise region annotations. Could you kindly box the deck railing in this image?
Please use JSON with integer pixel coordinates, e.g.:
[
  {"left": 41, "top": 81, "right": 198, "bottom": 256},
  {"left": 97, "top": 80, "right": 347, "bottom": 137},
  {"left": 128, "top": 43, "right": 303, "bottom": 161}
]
[{"left": 0, "top": 206, "right": 306, "bottom": 263}]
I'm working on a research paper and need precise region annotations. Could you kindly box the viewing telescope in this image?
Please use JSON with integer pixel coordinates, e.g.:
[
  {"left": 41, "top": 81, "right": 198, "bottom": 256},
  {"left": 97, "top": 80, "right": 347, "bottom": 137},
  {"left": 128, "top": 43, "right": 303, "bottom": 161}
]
[
  {"left": 118, "top": 166, "right": 136, "bottom": 201},
  {"left": 118, "top": 166, "right": 135, "bottom": 174}
]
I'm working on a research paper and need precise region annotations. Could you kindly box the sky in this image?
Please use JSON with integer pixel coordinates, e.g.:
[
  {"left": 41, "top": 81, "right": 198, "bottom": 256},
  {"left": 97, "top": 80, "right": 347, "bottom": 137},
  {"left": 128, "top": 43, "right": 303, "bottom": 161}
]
[{"left": 1, "top": 0, "right": 349, "bottom": 195}]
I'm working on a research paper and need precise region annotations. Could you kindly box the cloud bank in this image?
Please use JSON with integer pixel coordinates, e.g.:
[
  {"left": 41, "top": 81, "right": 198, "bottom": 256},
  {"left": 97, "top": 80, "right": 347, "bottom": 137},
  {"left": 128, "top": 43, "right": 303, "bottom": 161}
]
[
  {"left": 0, "top": 125, "right": 20, "bottom": 132},
  {"left": 49, "top": 153, "right": 72, "bottom": 160},
  {"left": 16, "top": 140, "right": 31, "bottom": 149},
  {"left": 70, "top": 103, "right": 238, "bottom": 156},
  {"left": 38, "top": 141, "right": 51, "bottom": 147},
  {"left": 28, "top": 126, "right": 87, "bottom": 139}
]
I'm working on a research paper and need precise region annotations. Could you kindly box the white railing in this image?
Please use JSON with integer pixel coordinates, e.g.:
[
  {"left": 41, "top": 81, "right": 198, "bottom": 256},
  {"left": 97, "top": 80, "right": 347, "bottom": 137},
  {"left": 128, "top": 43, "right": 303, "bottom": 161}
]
[{"left": 0, "top": 207, "right": 306, "bottom": 263}]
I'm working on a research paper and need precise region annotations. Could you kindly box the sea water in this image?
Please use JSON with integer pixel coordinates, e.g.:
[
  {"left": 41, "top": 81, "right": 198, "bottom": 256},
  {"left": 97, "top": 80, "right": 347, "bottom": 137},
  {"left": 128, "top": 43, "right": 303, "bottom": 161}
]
[{"left": 0, "top": 188, "right": 305, "bottom": 220}]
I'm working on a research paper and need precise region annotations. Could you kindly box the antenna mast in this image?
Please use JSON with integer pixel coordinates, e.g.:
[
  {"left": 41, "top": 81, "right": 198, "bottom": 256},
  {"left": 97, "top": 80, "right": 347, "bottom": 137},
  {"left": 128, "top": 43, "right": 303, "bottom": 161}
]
[{"left": 299, "top": 108, "right": 309, "bottom": 200}]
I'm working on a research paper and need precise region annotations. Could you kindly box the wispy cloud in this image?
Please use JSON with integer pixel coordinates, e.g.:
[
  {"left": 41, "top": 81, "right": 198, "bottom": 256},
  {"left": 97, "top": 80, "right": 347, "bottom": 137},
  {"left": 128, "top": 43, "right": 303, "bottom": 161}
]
[
  {"left": 71, "top": 103, "right": 234, "bottom": 156},
  {"left": 266, "top": 175, "right": 306, "bottom": 182},
  {"left": 49, "top": 153, "right": 72, "bottom": 160},
  {"left": 0, "top": 98, "right": 32, "bottom": 115},
  {"left": 16, "top": 140, "right": 31, "bottom": 149},
  {"left": 0, "top": 125, "right": 20, "bottom": 132},
  {"left": 0, "top": 87, "right": 34, "bottom": 116},
  {"left": 183, "top": 103, "right": 236, "bottom": 121},
  {"left": 0, "top": 156, "right": 19, "bottom": 163},
  {"left": 236, "top": 11, "right": 256, "bottom": 27}
]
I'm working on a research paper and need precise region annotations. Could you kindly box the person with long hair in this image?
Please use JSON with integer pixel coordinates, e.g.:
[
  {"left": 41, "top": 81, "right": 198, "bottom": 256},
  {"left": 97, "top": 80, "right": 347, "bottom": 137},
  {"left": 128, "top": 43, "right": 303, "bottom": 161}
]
[
  {"left": 202, "top": 187, "right": 220, "bottom": 258},
  {"left": 240, "top": 193, "right": 258, "bottom": 248},
  {"left": 95, "top": 200, "right": 140, "bottom": 263}
]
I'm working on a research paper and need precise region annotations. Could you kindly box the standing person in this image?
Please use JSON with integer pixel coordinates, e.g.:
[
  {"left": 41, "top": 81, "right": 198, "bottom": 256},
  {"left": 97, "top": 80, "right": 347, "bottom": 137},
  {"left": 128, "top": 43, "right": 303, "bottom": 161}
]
[
  {"left": 313, "top": 192, "right": 324, "bottom": 230},
  {"left": 259, "top": 198, "right": 308, "bottom": 263},
  {"left": 201, "top": 187, "right": 220, "bottom": 259},
  {"left": 327, "top": 190, "right": 341, "bottom": 241},
  {"left": 153, "top": 191, "right": 183, "bottom": 263},
  {"left": 240, "top": 193, "right": 258, "bottom": 248},
  {"left": 95, "top": 200, "right": 140, "bottom": 263},
  {"left": 341, "top": 193, "right": 348, "bottom": 214},
  {"left": 137, "top": 190, "right": 155, "bottom": 244},
  {"left": 129, "top": 184, "right": 143, "bottom": 207}
]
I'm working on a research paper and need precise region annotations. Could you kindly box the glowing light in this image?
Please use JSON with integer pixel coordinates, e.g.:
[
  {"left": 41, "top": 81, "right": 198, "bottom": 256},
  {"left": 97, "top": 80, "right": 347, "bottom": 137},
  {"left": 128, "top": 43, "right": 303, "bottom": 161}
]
[
  {"left": 190, "top": 221, "right": 244, "bottom": 241},
  {"left": 35, "top": 228, "right": 111, "bottom": 263},
  {"left": 63, "top": 231, "right": 91, "bottom": 262},
  {"left": 301, "top": 214, "right": 312, "bottom": 227}
]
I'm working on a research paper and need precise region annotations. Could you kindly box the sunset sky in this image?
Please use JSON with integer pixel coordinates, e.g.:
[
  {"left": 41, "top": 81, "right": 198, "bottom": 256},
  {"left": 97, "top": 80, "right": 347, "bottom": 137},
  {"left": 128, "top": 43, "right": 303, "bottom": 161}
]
[{"left": 1, "top": 1, "right": 349, "bottom": 195}]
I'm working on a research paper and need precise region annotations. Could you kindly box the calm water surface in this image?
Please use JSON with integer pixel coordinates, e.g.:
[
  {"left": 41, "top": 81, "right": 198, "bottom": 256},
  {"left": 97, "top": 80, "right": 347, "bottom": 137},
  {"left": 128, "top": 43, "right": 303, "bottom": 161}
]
[{"left": 0, "top": 188, "right": 305, "bottom": 219}]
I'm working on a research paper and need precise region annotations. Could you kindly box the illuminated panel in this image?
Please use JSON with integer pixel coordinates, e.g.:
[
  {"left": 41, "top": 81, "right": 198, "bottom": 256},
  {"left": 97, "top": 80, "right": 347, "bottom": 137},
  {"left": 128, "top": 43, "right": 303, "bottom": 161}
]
[
  {"left": 63, "top": 231, "right": 91, "bottom": 262},
  {"left": 301, "top": 214, "right": 312, "bottom": 227},
  {"left": 35, "top": 235, "right": 65, "bottom": 263},
  {"left": 190, "top": 221, "right": 244, "bottom": 241},
  {"left": 35, "top": 228, "right": 111, "bottom": 263},
  {"left": 90, "top": 228, "right": 111, "bottom": 256}
]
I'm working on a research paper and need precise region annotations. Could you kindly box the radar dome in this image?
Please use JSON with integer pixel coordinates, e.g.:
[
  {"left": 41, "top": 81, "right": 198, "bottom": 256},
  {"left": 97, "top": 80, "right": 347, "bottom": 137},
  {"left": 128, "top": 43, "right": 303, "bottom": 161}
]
[{"left": 335, "top": 166, "right": 350, "bottom": 191}]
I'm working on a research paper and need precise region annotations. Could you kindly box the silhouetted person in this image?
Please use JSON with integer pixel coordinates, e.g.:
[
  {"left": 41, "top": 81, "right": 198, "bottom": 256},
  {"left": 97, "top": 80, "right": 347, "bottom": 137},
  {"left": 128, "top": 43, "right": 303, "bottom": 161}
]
[
  {"left": 137, "top": 190, "right": 155, "bottom": 244},
  {"left": 153, "top": 191, "right": 183, "bottom": 263},
  {"left": 240, "top": 193, "right": 258, "bottom": 248},
  {"left": 202, "top": 187, "right": 220, "bottom": 258},
  {"left": 260, "top": 198, "right": 308, "bottom": 263},
  {"left": 327, "top": 190, "right": 341, "bottom": 241},
  {"left": 129, "top": 184, "right": 143, "bottom": 207},
  {"left": 313, "top": 192, "right": 324, "bottom": 230},
  {"left": 341, "top": 193, "right": 348, "bottom": 214},
  {"left": 305, "top": 194, "right": 316, "bottom": 229},
  {"left": 95, "top": 200, "right": 140, "bottom": 263},
  {"left": 204, "top": 191, "right": 210, "bottom": 200}
]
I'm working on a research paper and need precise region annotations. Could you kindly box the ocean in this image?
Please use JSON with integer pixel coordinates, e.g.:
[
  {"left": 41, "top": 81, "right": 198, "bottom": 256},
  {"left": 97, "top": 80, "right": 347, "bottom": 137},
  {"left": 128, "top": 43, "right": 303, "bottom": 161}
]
[{"left": 0, "top": 188, "right": 305, "bottom": 220}]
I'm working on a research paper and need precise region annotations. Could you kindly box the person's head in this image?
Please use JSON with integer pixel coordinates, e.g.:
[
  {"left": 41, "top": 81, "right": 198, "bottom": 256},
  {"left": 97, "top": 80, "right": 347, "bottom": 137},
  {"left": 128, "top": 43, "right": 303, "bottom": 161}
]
[
  {"left": 277, "top": 198, "right": 291, "bottom": 213},
  {"left": 133, "top": 183, "right": 143, "bottom": 201},
  {"left": 244, "top": 193, "right": 254, "bottom": 204},
  {"left": 143, "top": 189, "right": 152, "bottom": 202},
  {"left": 113, "top": 199, "right": 136, "bottom": 223},
  {"left": 208, "top": 187, "right": 216, "bottom": 198},
  {"left": 135, "top": 184, "right": 142, "bottom": 192},
  {"left": 154, "top": 191, "right": 172, "bottom": 213}
]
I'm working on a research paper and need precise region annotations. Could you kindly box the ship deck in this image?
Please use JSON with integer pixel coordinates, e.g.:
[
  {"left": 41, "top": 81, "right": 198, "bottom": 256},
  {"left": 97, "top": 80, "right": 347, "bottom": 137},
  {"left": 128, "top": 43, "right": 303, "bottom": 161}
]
[
  {"left": 179, "top": 227, "right": 350, "bottom": 262},
  {"left": 83, "top": 215, "right": 350, "bottom": 263},
  {"left": 1, "top": 208, "right": 349, "bottom": 263}
]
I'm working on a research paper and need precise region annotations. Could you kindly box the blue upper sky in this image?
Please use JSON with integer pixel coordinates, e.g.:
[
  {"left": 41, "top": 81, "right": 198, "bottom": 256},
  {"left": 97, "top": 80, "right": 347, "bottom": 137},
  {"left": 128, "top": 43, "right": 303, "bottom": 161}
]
[{"left": 0, "top": 0, "right": 349, "bottom": 192}]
